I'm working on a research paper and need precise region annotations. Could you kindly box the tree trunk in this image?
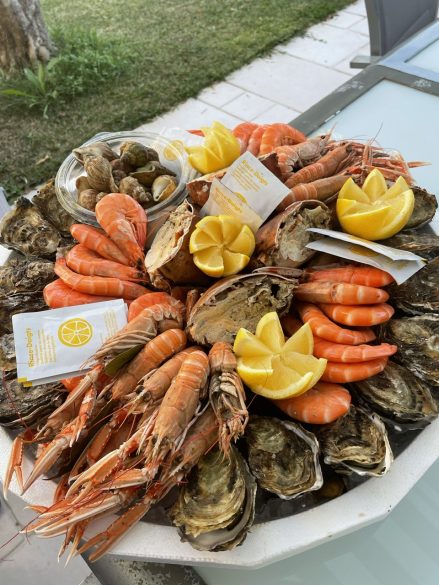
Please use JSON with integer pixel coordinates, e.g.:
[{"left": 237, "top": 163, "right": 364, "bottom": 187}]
[{"left": 0, "top": 0, "right": 54, "bottom": 71}]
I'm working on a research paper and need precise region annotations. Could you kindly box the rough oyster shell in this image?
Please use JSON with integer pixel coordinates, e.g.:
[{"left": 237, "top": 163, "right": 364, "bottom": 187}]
[
  {"left": 33, "top": 179, "right": 76, "bottom": 236},
  {"left": 317, "top": 405, "right": 393, "bottom": 477},
  {"left": 145, "top": 200, "right": 211, "bottom": 289},
  {"left": 187, "top": 269, "right": 299, "bottom": 345},
  {"left": 0, "top": 198, "right": 61, "bottom": 258},
  {"left": 351, "top": 361, "right": 438, "bottom": 430},
  {"left": 382, "top": 231, "right": 439, "bottom": 261},
  {"left": 0, "top": 371, "right": 64, "bottom": 429},
  {"left": 387, "top": 257, "right": 439, "bottom": 314},
  {"left": 0, "top": 334, "right": 16, "bottom": 371},
  {"left": 378, "top": 314, "right": 439, "bottom": 388},
  {"left": 0, "top": 292, "right": 49, "bottom": 335},
  {"left": 169, "top": 445, "right": 256, "bottom": 551},
  {"left": 72, "top": 141, "right": 117, "bottom": 163},
  {"left": 404, "top": 186, "right": 438, "bottom": 229},
  {"left": 253, "top": 200, "right": 332, "bottom": 269},
  {"left": 245, "top": 415, "right": 322, "bottom": 498}
]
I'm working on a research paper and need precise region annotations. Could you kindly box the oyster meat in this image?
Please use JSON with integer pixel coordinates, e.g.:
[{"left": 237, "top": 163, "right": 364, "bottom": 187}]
[
  {"left": 351, "top": 361, "right": 438, "bottom": 430},
  {"left": 404, "top": 186, "right": 438, "bottom": 229},
  {"left": 187, "top": 269, "right": 299, "bottom": 345},
  {"left": 317, "top": 405, "right": 393, "bottom": 477},
  {"left": 169, "top": 445, "right": 256, "bottom": 551},
  {"left": 0, "top": 197, "right": 61, "bottom": 257},
  {"left": 245, "top": 415, "right": 323, "bottom": 498},
  {"left": 387, "top": 257, "right": 439, "bottom": 314},
  {"left": 253, "top": 200, "right": 332, "bottom": 269},
  {"left": 383, "top": 231, "right": 439, "bottom": 261},
  {"left": 32, "top": 179, "right": 75, "bottom": 235},
  {"left": 378, "top": 314, "right": 439, "bottom": 388}
]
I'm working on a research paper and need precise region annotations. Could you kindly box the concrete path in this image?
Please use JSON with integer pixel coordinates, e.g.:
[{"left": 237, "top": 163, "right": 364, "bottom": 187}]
[{"left": 138, "top": 0, "right": 369, "bottom": 132}]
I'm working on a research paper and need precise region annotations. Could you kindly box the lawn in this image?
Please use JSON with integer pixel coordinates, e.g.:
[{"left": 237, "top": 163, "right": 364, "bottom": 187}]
[{"left": 0, "top": 0, "right": 353, "bottom": 199}]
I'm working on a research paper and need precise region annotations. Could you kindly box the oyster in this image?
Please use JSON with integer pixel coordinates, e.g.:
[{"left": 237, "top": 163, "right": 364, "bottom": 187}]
[
  {"left": 317, "top": 405, "right": 393, "bottom": 477},
  {"left": 387, "top": 257, "right": 439, "bottom": 314},
  {"left": 404, "top": 186, "right": 438, "bottom": 229},
  {"left": 145, "top": 200, "right": 211, "bottom": 289},
  {"left": 187, "top": 269, "right": 299, "bottom": 345},
  {"left": 0, "top": 198, "right": 61, "bottom": 258},
  {"left": 169, "top": 445, "right": 256, "bottom": 551},
  {"left": 253, "top": 200, "right": 332, "bottom": 269},
  {"left": 33, "top": 179, "right": 76, "bottom": 235},
  {"left": 130, "top": 161, "right": 175, "bottom": 187},
  {"left": 383, "top": 231, "right": 439, "bottom": 261},
  {"left": 83, "top": 155, "right": 118, "bottom": 193},
  {"left": 72, "top": 141, "right": 117, "bottom": 163},
  {"left": 0, "top": 293, "right": 50, "bottom": 335},
  {"left": 0, "top": 371, "right": 64, "bottom": 429},
  {"left": 152, "top": 175, "right": 177, "bottom": 203},
  {"left": 119, "top": 141, "right": 159, "bottom": 167},
  {"left": 378, "top": 314, "right": 439, "bottom": 387},
  {"left": 245, "top": 416, "right": 322, "bottom": 498},
  {"left": 0, "top": 334, "right": 16, "bottom": 371},
  {"left": 351, "top": 360, "right": 438, "bottom": 430}
]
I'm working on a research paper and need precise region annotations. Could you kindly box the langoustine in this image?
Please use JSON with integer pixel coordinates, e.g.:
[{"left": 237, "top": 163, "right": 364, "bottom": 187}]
[{"left": 65, "top": 245, "right": 146, "bottom": 282}]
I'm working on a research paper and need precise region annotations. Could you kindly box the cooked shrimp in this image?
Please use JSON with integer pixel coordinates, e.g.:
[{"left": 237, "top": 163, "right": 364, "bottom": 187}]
[
  {"left": 304, "top": 265, "right": 394, "bottom": 287},
  {"left": 43, "top": 279, "right": 120, "bottom": 308},
  {"left": 61, "top": 375, "right": 85, "bottom": 392},
  {"left": 70, "top": 224, "right": 130, "bottom": 266},
  {"left": 322, "top": 357, "right": 388, "bottom": 383},
  {"left": 55, "top": 258, "right": 148, "bottom": 299},
  {"left": 247, "top": 124, "right": 266, "bottom": 155},
  {"left": 295, "top": 282, "right": 389, "bottom": 305},
  {"left": 276, "top": 175, "right": 347, "bottom": 212},
  {"left": 111, "top": 329, "right": 187, "bottom": 400},
  {"left": 232, "top": 122, "right": 259, "bottom": 153},
  {"left": 95, "top": 193, "right": 147, "bottom": 267},
  {"left": 286, "top": 144, "right": 353, "bottom": 188},
  {"left": 296, "top": 302, "right": 376, "bottom": 345},
  {"left": 319, "top": 303, "right": 395, "bottom": 326},
  {"left": 128, "top": 292, "right": 179, "bottom": 321},
  {"left": 274, "top": 382, "right": 351, "bottom": 424},
  {"left": 274, "top": 135, "right": 330, "bottom": 178},
  {"left": 313, "top": 337, "right": 397, "bottom": 363},
  {"left": 259, "top": 123, "right": 306, "bottom": 155},
  {"left": 66, "top": 245, "right": 147, "bottom": 282}
]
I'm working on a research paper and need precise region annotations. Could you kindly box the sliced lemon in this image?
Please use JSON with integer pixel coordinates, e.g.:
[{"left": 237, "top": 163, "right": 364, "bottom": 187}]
[
  {"left": 362, "top": 168, "right": 388, "bottom": 200},
  {"left": 250, "top": 357, "right": 314, "bottom": 400},
  {"left": 338, "top": 178, "right": 369, "bottom": 203},
  {"left": 237, "top": 355, "right": 274, "bottom": 386},
  {"left": 281, "top": 322, "right": 313, "bottom": 355},
  {"left": 233, "top": 329, "right": 272, "bottom": 358},
  {"left": 189, "top": 215, "right": 255, "bottom": 278},
  {"left": 255, "top": 311, "right": 285, "bottom": 353},
  {"left": 281, "top": 351, "right": 327, "bottom": 391},
  {"left": 187, "top": 122, "right": 240, "bottom": 173}
]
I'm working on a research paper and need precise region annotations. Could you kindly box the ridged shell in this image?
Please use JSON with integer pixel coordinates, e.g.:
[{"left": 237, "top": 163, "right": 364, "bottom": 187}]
[
  {"left": 33, "top": 179, "right": 75, "bottom": 235},
  {"left": 387, "top": 257, "right": 439, "bottom": 314},
  {"left": 383, "top": 231, "right": 439, "bottom": 262},
  {"left": 72, "top": 141, "right": 117, "bottom": 163},
  {"left": 404, "top": 186, "right": 438, "bottom": 229}
]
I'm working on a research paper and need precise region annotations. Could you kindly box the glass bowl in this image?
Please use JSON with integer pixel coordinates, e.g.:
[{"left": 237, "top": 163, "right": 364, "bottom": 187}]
[{"left": 55, "top": 130, "right": 197, "bottom": 229}]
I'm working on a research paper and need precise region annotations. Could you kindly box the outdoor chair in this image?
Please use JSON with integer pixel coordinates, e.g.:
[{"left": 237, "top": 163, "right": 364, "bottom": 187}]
[{"left": 350, "top": 0, "right": 438, "bottom": 68}]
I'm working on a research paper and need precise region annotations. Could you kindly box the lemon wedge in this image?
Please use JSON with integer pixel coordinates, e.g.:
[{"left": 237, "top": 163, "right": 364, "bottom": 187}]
[
  {"left": 186, "top": 121, "right": 241, "bottom": 174},
  {"left": 189, "top": 215, "right": 255, "bottom": 278},
  {"left": 233, "top": 312, "right": 327, "bottom": 400},
  {"left": 336, "top": 169, "right": 414, "bottom": 240}
]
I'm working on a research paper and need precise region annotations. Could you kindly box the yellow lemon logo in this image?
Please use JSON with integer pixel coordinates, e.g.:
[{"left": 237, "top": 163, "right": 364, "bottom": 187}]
[
  {"left": 163, "top": 140, "right": 184, "bottom": 161},
  {"left": 58, "top": 318, "right": 93, "bottom": 347}
]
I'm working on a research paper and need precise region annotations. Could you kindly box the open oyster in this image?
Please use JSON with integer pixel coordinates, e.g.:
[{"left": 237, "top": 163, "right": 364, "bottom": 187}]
[
  {"left": 317, "top": 405, "right": 393, "bottom": 477},
  {"left": 253, "top": 200, "right": 332, "bottom": 269},
  {"left": 351, "top": 361, "right": 438, "bottom": 430},
  {"left": 378, "top": 314, "right": 439, "bottom": 387},
  {"left": 0, "top": 198, "right": 61, "bottom": 258},
  {"left": 383, "top": 231, "right": 439, "bottom": 262},
  {"left": 187, "top": 269, "right": 299, "bottom": 345},
  {"left": 245, "top": 416, "right": 322, "bottom": 498},
  {"left": 404, "top": 186, "right": 438, "bottom": 229},
  {"left": 32, "top": 179, "right": 75, "bottom": 236},
  {"left": 170, "top": 445, "right": 256, "bottom": 551},
  {"left": 387, "top": 257, "right": 439, "bottom": 314}
]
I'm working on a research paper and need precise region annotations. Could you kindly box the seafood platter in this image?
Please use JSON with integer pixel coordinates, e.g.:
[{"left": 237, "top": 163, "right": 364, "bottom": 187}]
[{"left": 0, "top": 122, "right": 438, "bottom": 568}]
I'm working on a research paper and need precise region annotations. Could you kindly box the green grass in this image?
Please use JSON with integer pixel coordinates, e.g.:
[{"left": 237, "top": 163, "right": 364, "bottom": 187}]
[{"left": 0, "top": 0, "right": 353, "bottom": 199}]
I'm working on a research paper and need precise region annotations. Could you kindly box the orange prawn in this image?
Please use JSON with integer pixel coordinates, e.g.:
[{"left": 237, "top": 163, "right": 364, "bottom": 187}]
[
  {"left": 304, "top": 265, "right": 394, "bottom": 287},
  {"left": 276, "top": 175, "right": 348, "bottom": 211},
  {"left": 70, "top": 224, "right": 130, "bottom": 266},
  {"left": 313, "top": 337, "right": 397, "bottom": 363},
  {"left": 66, "top": 245, "right": 147, "bottom": 282},
  {"left": 296, "top": 302, "right": 376, "bottom": 345},
  {"left": 319, "top": 303, "right": 395, "bottom": 326},
  {"left": 274, "top": 382, "right": 351, "bottom": 424},
  {"left": 43, "top": 279, "right": 120, "bottom": 308},
  {"left": 247, "top": 124, "right": 266, "bottom": 155},
  {"left": 322, "top": 357, "right": 388, "bottom": 383},
  {"left": 259, "top": 123, "right": 306, "bottom": 155},
  {"left": 128, "top": 292, "right": 179, "bottom": 321},
  {"left": 232, "top": 122, "right": 259, "bottom": 153},
  {"left": 286, "top": 144, "right": 353, "bottom": 188},
  {"left": 295, "top": 282, "right": 389, "bottom": 305},
  {"left": 95, "top": 193, "right": 147, "bottom": 267}
]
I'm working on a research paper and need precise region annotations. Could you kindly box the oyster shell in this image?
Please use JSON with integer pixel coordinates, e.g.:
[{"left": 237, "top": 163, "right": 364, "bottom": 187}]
[
  {"left": 383, "top": 231, "right": 439, "bottom": 261},
  {"left": 0, "top": 334, "right": 16, "bottom": 371},
  {"left": 0, "top": 371, "right": 64, "bottom": 429},
  {"left": 119, "top": 141, "right": 159, "bottom": 167},
  {"left": 351, "top": 360, "right": 438, "bottom": 430},
  {"left": 187, "top": 269, "right": 299, "bottom": 345},
  {"left": 83, "top": 156, "right": 118, "bottom": 193},
  {"left": 0, "top": 293, "right": 50, "bottom": 335},
  {"left": 404, "top": 186, "right": 438, "bottom": 229},
  {"left": 378, "top": 314, "right": 439, "bottom": 387},
  {"left": 130, "top": 161, "right": 174, "bottom": 187},
  {"left": 72, "top": 141, "right": 117, "bottom": 163},
  {"left": 253, "top": 200, "right": 332, "bottom": 269},
  {"left": 0, "top": 198, "right": 61, "bottom": 258},
  {"left": 145, "top": 200, "right": 211, "bottom": 289},
  {"left": 316, "top": 405, "right": 393, "bottom": 477},
  {"left": 33, "top": 179, "right": 76, "bottom": 236},
  {"left": 387, "top": 257, "right": 439, "bottom": 314},
  {"left": 245, "top": 415, "right": 322, "bottom": 498},
  {"left": 169, "top": 445, "right": 256, "bottom": 551}
]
